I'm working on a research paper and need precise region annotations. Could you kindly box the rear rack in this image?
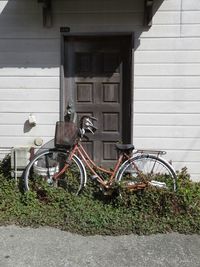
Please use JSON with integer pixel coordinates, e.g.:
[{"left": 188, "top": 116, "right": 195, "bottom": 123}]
[{"left": 136, "top": 149, "right": 166, "bottom": 156}]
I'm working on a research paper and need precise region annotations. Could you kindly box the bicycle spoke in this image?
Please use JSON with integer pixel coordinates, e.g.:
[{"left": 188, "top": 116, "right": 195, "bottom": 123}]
[
  {"left": 117, "top": 155, "right": 177, "bottom": 191},
  {"left": 24, "top": 150, "right": 85, "bottom": 195}
]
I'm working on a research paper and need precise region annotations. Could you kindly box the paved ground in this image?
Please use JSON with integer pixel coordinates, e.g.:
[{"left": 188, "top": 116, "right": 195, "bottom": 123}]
[{"left": 0, "top": 225, "right": 200, "bottom": 267}]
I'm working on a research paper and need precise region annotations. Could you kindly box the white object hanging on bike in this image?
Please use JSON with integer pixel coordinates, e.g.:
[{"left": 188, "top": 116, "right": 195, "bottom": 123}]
[{"left": 149, "top": 180, "right": 167, "bottom": 189}]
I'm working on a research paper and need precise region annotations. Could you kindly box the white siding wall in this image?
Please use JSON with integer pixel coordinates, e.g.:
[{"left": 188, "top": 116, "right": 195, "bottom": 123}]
[
  {"left": 134, "top": 0, "right": 200, "bottom": 181},
  {"left": 0, "top": 0, "right": 199, "bottom": 181},
  {"left": 0, "top": 0, "right": 60, "bottom": 156}
]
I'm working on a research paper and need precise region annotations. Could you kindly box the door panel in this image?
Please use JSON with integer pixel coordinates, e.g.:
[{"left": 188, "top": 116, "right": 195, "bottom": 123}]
[{"left": 64, "top": 36, "right": 131, "bottom": 167}]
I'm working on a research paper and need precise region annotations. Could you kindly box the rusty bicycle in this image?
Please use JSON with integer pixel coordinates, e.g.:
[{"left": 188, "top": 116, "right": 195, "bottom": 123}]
[{"left": 23, "top": 116, "right": 177, "bottom": 195}]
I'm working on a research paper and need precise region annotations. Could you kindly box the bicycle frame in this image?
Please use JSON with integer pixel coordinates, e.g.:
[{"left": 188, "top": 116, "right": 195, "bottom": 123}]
[
  {"left": 53, "top": 142, "right": 131, "bottom": 189},
  {"left": 51, "top": 138, "right": 173, "bottom": 192}
]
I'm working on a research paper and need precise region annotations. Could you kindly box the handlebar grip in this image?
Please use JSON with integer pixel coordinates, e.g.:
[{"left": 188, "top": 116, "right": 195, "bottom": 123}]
[{"left": 92, "top": 125, "right": 98, "bottom": 131}]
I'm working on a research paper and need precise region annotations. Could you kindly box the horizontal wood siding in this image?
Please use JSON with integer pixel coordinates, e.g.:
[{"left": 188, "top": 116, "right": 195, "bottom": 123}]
[
  {"left": 0, "top": 0, "right": 199, "bottom": 180},
  {"left": 134, "top": 0, "right": 200, "bottom": 180},
  {"left": 0, "top": 0, "right": 60, "bottom": 152}
]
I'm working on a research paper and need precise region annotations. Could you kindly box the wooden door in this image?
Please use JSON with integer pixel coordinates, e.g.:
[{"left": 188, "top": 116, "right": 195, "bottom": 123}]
[{"left": 64, "top": 36, "right": 132, "bottom": 167}]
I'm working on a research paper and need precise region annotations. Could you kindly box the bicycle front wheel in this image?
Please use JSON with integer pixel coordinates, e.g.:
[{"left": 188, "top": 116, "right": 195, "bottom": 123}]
[
  {"left": 116, "top": 154, "right": 177, "bottom": 191},
  {"left": 23, "top": 149, "right": 86, "bottom": 195}
]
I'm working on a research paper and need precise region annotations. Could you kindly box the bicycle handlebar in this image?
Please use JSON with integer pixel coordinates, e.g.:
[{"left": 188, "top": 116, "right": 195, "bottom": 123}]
[
  {"left": 80, "top": 116, "right": 97, "bottom": 129},
  {"left": 79, "top": 116, "right": 98, "bottom": 137}
]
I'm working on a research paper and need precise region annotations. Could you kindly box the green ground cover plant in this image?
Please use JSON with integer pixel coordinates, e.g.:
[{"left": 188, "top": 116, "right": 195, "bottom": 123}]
[{"left": 0, "top": 156, "right": 200, "bottom": 235}]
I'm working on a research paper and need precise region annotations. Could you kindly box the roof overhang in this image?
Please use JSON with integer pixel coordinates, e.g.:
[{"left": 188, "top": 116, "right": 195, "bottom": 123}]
[
  {"left": 37, "top": 0, "right": 155, "bottom": 28},
  {"left": 38, "top": 0, "right": 52, "bottom": 28},
  {"left": 144, "top": 0, "right": 154, "bottom": 26}
]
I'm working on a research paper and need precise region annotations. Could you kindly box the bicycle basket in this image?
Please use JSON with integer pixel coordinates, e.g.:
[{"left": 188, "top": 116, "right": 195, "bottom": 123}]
[{"left": 54, "top": 121, "right": 78, "bottom": 149}]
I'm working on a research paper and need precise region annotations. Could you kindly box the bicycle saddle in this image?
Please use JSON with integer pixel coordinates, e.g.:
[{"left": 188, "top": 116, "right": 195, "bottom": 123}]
[{"left": 115, "top": 144, "right": 135, "bottom": 152}]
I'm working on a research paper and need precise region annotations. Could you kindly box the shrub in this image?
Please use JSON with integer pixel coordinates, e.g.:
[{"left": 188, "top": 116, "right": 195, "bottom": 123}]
[{"left": 0, "top": 165, "right": 199, "bottom": 235}]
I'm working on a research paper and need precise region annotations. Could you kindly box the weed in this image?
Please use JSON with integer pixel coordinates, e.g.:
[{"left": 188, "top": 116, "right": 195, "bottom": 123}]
[{"left": 0, "top": 165, "right": 199, "bottom": 235}]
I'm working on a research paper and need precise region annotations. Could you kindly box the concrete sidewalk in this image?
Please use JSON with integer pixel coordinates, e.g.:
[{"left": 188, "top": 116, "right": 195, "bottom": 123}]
[{"left": 0, "top": 225, "right": 200, "bottom": 267}]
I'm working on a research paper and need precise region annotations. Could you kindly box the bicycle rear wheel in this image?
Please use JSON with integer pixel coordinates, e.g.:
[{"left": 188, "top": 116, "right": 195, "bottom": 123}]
[
  {"left": 116, "top": 154, "right": 177, "bottom": 191},
  {"left": 23, "top": 149, "right": 86, "bottom": 195}
]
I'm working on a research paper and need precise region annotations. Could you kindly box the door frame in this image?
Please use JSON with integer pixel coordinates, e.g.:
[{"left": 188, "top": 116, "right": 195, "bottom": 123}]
[{"left": 60, "top": 32, "right": 134, "bottom": 143}]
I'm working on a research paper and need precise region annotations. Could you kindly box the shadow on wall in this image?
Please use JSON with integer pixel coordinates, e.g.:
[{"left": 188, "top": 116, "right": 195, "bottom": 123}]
[
  {"left": 0, "top": 0, "right": 165, "bottom": 69},
  {"left": 0, "top": 0, "right": 60, "bottom": 139},
  {"left": 0, "top": 0, "right": 60, "bottom": 68},
  {"left": 135, "top": 0, "right": 165, "bottom": 49}
]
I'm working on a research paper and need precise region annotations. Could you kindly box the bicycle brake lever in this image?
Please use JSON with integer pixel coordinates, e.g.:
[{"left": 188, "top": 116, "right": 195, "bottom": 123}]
[
  {"left": 86, "top": 119, "right": 97, "bottom": 130},
  {"left": 85, "top": 118, "right": 93, "bottom": 127},
  {"left": 87, "top": 126, "right": 95, "bottom": 134},
  {"left": 92, "top": 125, "right": 98, "bottom": 131},
  {"left": 90, "top": 117, "right": 97, "bottom": 121}
]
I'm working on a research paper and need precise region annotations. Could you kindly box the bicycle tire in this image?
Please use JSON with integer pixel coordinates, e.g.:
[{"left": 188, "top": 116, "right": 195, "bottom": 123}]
[
  {"left": 116, "top": 154, "right": 177, "bottom": 191},
  {"left": 23, "top": 149, "right": 86, "bottom": 195}
]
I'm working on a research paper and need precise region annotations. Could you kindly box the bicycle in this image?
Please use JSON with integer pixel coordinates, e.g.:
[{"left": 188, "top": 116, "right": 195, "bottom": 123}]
[{"left": 23, "top": 116, "right": 177, "bottom": 195}]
